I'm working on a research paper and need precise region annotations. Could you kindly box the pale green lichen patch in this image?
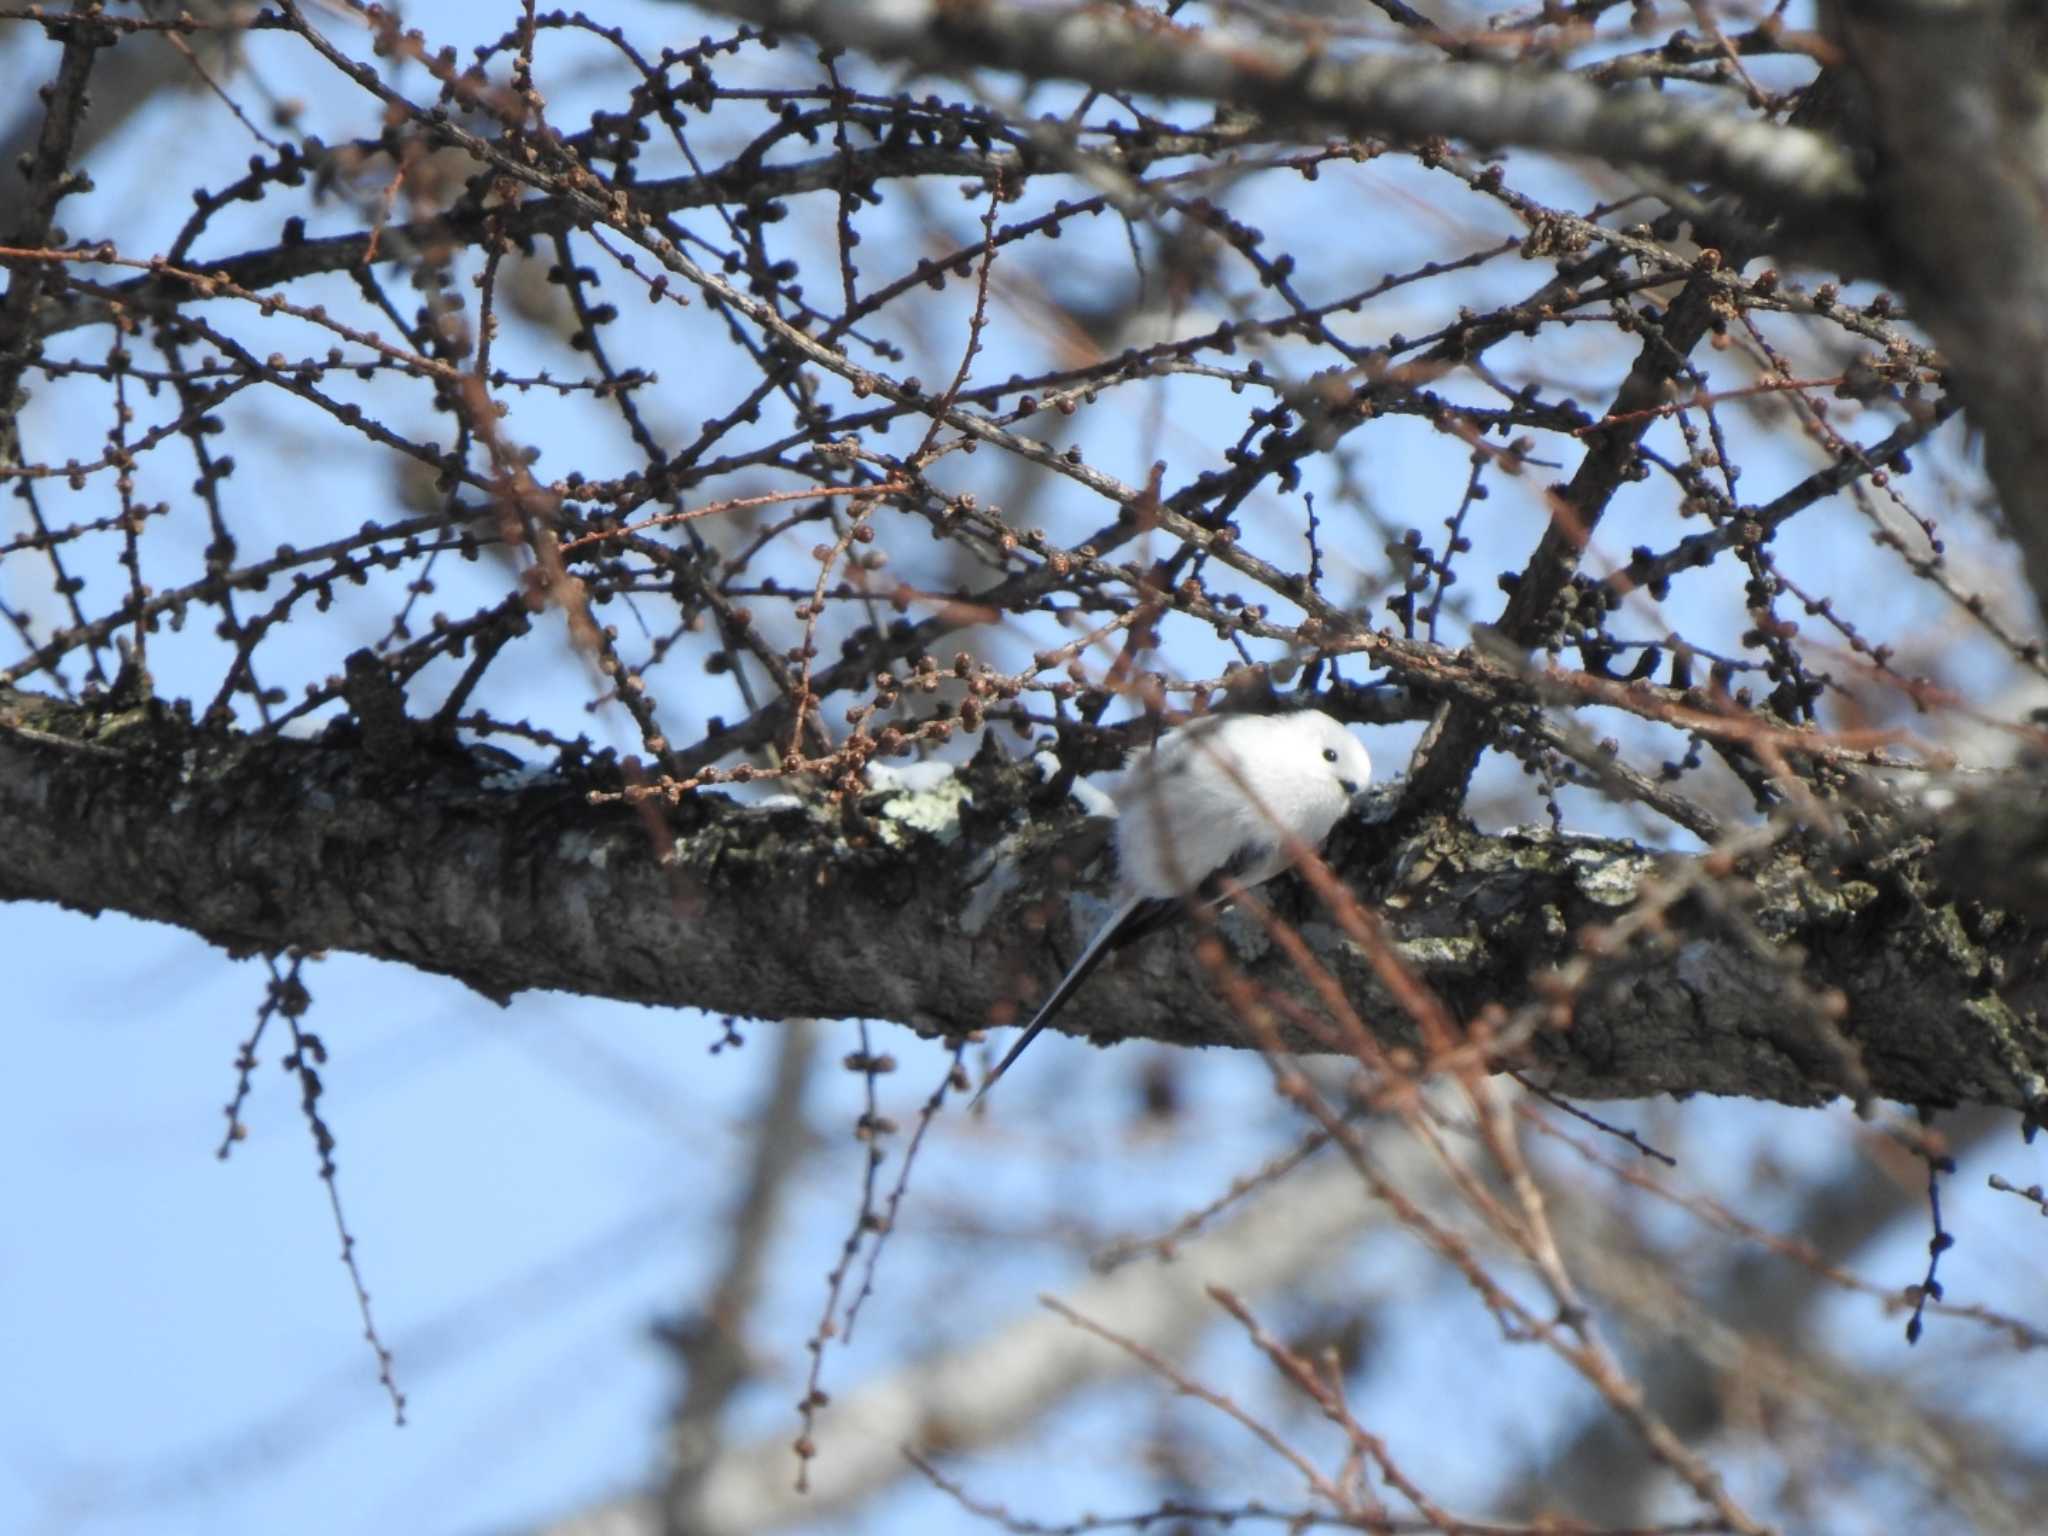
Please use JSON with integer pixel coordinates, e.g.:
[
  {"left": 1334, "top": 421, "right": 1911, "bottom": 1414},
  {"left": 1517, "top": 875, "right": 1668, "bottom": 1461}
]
[
  {"left": 1960, "top": 991, "right": 2048, "bottom": 1103},
  {"left": 1771, "top": 869, "right": 1878, "bottom": 930},
  {"left": 1924, "top": 902, "right": 1985, "bottom": 975},
  {"left": 1963, "top": 991, "right": 2023, "bottom": 1032},
  {"left": 1568, "top": 844, "right": 1651, "bottom": 907},
  {"left": 872, "top": 775, "right": 973, "bottom": 844},
  {"left": 1390, "top": 933, "right": 1487, "bottom": 975}
]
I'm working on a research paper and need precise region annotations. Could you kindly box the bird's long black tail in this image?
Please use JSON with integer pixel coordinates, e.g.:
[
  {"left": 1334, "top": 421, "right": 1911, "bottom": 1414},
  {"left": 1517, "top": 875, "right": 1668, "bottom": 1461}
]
[{"left": 971, "top": 894, "right": 1156, "bottom": 1107}]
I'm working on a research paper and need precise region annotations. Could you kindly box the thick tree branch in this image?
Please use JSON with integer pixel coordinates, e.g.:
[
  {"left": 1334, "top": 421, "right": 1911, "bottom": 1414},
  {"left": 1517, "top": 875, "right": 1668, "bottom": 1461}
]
[
  {"left": 3, "top": 685, "right": 2042, "bottom": 1112},
  {"left": 1830, "top": 0, "right": 2048, "bottom": 626},
  {"left": 680, "top": 0, "right": 1865, "bottom": 230},
  {"left": 0, "top": 3, "right": 105, "bottom": 462}
]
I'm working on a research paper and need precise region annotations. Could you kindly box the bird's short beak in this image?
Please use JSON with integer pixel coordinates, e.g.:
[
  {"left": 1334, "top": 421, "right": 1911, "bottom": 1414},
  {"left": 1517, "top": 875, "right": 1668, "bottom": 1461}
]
[{"left": 1340, "top": 779, "right": 1361, "bottom": 797}]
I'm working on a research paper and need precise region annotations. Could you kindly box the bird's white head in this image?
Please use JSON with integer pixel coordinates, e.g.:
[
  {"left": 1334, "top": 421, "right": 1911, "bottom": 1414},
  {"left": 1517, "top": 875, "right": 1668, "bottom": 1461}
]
[{"left": 1292, "top": 709, "right": 1372, "bottom": 800}]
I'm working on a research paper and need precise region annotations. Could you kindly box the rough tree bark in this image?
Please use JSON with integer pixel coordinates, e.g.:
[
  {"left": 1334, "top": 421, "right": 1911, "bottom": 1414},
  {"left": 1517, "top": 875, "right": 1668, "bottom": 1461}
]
[
  {"left": 5, "top": 682, "right": 2041, "bottom": 1112},
  {"left": 0, "top": 10, "right": 2042, "bottom": 1107}
]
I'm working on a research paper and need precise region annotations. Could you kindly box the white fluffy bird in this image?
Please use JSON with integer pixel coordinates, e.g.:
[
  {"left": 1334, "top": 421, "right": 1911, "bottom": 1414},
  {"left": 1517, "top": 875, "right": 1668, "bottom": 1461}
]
[{"left": 974, "top": 709, "right": 1371, "bottom": 1104}]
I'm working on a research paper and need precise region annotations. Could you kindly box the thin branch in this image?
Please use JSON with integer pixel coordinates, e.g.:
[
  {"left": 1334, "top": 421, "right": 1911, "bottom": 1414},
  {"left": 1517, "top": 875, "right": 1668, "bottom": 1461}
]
[{"left": 682, "top": 0, "right": 1864, "bottom": 228}]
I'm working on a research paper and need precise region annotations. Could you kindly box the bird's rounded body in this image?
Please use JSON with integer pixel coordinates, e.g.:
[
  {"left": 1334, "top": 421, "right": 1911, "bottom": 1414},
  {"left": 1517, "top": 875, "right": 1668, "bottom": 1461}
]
[
  {"left": 1115, "top": 710, "right": 1369, "bottom": 901},
  {"left": 972, "top": 708, "right": 1370, "bottom": 1104}
]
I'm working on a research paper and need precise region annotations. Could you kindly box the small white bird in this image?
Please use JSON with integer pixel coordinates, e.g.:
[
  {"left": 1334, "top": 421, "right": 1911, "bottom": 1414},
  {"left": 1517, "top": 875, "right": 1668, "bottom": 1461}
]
[{"left": 974, "top": 709, "right": 1371, "bottom": 1104}]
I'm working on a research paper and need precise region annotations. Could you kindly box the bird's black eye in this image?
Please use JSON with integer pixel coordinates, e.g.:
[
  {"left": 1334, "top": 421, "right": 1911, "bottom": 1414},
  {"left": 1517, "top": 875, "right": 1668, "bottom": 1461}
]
[{"left": 1322, "top": 748, "right": 1339, "bottom": 763}]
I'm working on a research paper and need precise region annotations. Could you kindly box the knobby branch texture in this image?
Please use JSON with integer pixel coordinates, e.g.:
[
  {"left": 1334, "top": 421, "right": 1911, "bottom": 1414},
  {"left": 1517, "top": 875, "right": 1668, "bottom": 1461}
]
[
  {"left": 683, "top": 0, "right": 1867, "bottom": 221},
  {"left": 4, "top": 683, "right": 2041, "bottom": 1111},
  {"left": 691, "top": 0, "right": 2048, "bottom": 669},
  {"left": 2, "top": 0, "right": 2046, "bottom": 1115}
]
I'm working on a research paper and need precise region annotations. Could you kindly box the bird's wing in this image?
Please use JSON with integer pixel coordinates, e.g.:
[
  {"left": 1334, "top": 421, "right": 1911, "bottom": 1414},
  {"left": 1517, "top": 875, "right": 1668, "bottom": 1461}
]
[
  {"left": 1206, "top": 834, "right": 1284, "bottom": 896},
  {"left": 1105, "top": 836, "right": 1277, "bottom": 952},
  {"left": 972, "top": 893, "right": 1145, "bottom": 1106}
]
